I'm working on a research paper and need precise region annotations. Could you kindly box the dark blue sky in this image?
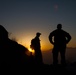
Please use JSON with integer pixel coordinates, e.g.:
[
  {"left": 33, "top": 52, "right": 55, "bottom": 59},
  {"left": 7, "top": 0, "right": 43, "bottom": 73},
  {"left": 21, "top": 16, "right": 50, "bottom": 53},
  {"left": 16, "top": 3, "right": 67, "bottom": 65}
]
[{"left": 0, "top": 0, "right": 76, "bottom": 50}]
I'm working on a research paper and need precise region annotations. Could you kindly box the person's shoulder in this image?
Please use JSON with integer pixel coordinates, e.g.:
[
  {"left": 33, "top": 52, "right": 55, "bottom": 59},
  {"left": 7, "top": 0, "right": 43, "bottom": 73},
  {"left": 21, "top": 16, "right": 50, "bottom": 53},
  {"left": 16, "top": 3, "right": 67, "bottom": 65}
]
[
  {"left": 31, "top": 38, "right": 35, "bottom": 41},
  {"left": 51, "top": 29, "right": 57, "bottom": 33},
  {"left": 32, "top": 38, "right": 36, "bottom": 42},
  {"left": 62, "top": 29, "right": 69, "bottom": 34}
]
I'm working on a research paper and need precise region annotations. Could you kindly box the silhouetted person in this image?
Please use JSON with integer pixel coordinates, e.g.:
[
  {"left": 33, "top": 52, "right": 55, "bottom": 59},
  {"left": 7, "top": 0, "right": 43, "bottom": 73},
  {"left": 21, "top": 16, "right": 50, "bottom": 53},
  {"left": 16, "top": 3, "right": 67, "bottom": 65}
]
[
  {"left": 49, "top": 24, "right": 71, "bottom": 65},
  {"left": 30, "top": 32, "right": 43, "bottom": 65}
]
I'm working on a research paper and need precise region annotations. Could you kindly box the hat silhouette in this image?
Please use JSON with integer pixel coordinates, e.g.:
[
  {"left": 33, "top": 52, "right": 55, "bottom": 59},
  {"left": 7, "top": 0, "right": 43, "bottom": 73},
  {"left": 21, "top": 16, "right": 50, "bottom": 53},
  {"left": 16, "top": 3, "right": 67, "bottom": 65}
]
[{"left": 36, "top": 32, "right": 41, "bottom": 35}]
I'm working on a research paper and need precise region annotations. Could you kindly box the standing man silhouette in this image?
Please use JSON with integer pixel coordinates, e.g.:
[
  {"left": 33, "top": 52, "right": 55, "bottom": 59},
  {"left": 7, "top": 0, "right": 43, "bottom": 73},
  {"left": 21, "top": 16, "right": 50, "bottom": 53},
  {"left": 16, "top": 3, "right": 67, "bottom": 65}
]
[
  {"left": 49, "top": 24, "right": 71, "bottom": 65},
  {"left": 30, "top": 32, "right": 43, "bottom": 65}
]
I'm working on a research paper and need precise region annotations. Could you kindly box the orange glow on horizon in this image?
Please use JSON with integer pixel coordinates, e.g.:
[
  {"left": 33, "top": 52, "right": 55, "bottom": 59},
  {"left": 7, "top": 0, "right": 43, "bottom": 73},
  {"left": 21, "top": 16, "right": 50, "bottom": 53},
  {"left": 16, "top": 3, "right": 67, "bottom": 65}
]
[
  {"left": 17, "top": 38, "right": 53, "bottom": 51},
  {"left": 28, "top": 48, "right": 35, "bottom": 55},
  {"left": 28, "top": 48, "right": 34, "bottom": 53},
  {"left": 17, "top": 34, "right": 74, "bottom": 51}
]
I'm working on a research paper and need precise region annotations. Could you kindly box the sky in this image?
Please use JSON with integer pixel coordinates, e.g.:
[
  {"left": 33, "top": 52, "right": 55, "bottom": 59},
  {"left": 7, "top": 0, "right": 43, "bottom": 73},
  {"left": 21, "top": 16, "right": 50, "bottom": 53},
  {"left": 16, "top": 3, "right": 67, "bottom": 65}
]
[{"left": 0, "top": 0, "right": 76, "bottom": 51}]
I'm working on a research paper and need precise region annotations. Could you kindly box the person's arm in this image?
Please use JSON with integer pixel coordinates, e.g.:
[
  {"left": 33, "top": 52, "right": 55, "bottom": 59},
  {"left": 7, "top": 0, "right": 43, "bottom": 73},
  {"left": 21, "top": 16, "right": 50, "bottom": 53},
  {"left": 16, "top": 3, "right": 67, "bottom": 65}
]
[
  {"left": 49, "top": 32, "right": 54, "bottom": 45},
  {"left": 66, "top": 32, "right": 72, "bottom": 44}
]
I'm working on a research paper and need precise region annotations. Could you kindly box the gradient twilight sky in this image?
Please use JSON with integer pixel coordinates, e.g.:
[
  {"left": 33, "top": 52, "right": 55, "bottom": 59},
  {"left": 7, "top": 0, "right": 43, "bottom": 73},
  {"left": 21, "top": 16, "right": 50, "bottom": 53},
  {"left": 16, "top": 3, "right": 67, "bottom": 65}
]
[{"left": 0, "top": 0, "right": 76, "bottom": 51}]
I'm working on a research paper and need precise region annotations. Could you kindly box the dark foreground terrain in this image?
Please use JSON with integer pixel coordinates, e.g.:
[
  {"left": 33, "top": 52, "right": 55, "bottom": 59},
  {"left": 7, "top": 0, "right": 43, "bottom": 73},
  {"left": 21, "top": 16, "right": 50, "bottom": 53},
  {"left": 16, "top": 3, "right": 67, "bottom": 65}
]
[{"left": 0, "top": 62, "right": 76, "bottom": 75}]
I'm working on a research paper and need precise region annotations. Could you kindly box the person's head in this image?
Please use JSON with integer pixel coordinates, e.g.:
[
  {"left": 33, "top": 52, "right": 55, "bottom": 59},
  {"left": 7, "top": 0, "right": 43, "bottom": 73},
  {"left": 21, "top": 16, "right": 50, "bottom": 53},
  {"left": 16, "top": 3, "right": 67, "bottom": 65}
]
[
  {"left": 0, "top": 25, "right": 8, "bottom": 40},
  {"left": 57, "top": 24, "right": 62, "bottom": 29},
  {"left": 36, "top": 32, "right": 41, "bottom": 37}
]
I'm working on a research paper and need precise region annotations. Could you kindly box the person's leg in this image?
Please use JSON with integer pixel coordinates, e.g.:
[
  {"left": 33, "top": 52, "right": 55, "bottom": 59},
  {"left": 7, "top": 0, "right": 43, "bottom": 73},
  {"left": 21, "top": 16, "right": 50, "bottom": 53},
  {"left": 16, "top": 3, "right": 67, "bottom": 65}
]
[
  {"left": 53, "top": 51, "right": 58, "bottom": 65},
  {"left": 60, "top": 50, "right": 66, "bottom": 65},
  {"left": 35, "top": 49, "right": 43, "bottom": 65}
]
